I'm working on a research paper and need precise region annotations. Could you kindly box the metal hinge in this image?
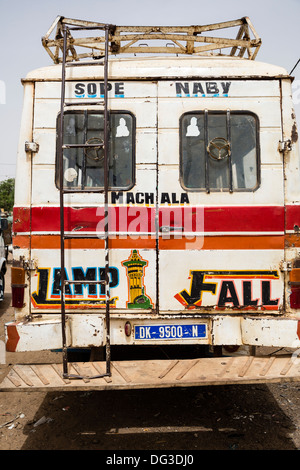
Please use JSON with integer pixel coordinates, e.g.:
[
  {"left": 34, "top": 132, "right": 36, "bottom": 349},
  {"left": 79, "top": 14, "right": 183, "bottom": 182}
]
[
  {"left": 280, "top": 261, "right": 292, "bottom": 272},
  {"left": 23, "top": 259, "right": 37, "bottom": 271},
  {"left": 25, "top": 141, "right": 39, "bottom": 153},
  {"left": 278, "top": 140, "right": 292, "bottom": 153}
]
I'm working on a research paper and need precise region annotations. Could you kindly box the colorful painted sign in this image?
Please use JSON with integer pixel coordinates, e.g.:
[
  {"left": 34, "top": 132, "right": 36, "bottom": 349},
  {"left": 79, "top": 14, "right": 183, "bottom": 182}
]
[
  {"left": 31, "top": 250, "right": 154, "bottom": 310},
  {"left": 175, "top": 270, "right": 281, "bottom": 310},
  {"left": 73, "top": 81, "right": 232, "bottom": 99},
  {"left": 31, "top": 266, "right": 119, "bottom": 309}
]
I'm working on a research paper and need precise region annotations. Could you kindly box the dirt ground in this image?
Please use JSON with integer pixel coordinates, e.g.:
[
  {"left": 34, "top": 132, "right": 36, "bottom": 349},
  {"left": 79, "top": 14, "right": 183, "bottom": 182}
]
[{"left": 0, "top": 260, "right": 300, "bottom": 452}]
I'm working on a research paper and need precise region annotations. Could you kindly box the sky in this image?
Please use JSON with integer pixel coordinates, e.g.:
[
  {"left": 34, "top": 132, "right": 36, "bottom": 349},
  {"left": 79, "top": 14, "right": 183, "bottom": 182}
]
[{"left": 0, "top": 0, "right": 300, "bottom": 182}]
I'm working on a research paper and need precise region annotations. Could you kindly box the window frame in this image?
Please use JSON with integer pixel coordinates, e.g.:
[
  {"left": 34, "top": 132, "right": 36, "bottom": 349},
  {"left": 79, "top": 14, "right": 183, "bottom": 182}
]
[
  {"left": 55, "top": 109, "right": 136, "bottom": 191},
  {"left": 179, "top": 110, "right": 261, "bottom": 193}
]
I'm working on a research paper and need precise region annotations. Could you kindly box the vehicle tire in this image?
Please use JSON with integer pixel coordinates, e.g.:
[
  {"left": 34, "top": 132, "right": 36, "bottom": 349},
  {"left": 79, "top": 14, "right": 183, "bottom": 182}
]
[{"left": 0, "top": 271, "right": 5, "bottom": 300}]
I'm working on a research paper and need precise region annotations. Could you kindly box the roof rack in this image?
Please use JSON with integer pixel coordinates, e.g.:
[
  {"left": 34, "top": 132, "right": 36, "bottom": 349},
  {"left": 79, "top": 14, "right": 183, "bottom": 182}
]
[{"left": 42, "top": 16, "right": 261, "bottom": 64}]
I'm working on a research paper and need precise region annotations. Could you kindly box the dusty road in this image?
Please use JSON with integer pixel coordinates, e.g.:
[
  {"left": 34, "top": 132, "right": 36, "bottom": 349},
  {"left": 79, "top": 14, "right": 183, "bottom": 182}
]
[{"left": 0, "top": 261, "right": 299, "bottom": 451}]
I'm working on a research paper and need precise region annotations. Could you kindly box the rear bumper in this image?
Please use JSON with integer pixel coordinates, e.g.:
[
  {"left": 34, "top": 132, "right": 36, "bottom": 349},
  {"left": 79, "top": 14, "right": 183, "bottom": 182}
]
[
  {"left": 1, "top": 355, "right": 300, "bottom": 391},
  {"left": 5, "top": 314, "right": 300, "bottom": 352}
]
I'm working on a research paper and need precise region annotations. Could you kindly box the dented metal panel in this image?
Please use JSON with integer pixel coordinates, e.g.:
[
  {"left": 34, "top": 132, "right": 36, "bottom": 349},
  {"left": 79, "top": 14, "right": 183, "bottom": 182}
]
[{"left": 6, "top": 315, "right": 300, "bottom": 351}]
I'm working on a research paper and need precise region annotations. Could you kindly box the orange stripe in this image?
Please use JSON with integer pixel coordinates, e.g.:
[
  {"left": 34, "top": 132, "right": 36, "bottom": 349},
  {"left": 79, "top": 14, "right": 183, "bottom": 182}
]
[
  {"left": 13, "top": 235, "right": 156, "bottom": 249},
  {"left": 173, "top": 235, "right": 284, "bottom": 250},
  {"left": 290, "top": 268, "right": 300, "bottom": 283},
  {"left": 285, "top": 234, "right": 300, "bottom": 248},
  {"left": 13, "top": 234, "right": 285, "bottom": 250},
  {"left": 13, "top": 235, "right": 30, "bottom": 249}
]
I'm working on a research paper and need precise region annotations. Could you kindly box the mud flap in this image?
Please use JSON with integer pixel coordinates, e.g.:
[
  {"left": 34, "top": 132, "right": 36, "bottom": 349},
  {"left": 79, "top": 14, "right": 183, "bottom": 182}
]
[{"left": 1, "top": 356, "right": 300, "bottom": 391}]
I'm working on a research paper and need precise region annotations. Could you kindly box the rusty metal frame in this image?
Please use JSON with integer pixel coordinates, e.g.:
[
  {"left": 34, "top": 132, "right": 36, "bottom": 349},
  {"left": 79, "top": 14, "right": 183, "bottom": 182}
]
[
  {"left": 42, "top": 16, "right": 261, "bottom": 63},
  {"left": 58, "top": 23, "right": 111, "bottom": 380}
]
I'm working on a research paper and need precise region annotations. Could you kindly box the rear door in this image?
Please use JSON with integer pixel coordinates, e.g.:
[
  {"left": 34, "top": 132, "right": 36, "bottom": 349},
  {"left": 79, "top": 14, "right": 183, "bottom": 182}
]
[
  {"left": 29, "top": 79, "right": 158, "bottom": 314},
  {"left": 157, "top": 78, "right": 285, "bottom": 315}
]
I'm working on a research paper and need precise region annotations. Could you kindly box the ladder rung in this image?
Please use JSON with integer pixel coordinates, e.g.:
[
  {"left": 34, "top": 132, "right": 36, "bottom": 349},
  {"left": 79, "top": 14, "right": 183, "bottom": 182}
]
[
  {"left": 64, "top": 279, "right": 106, "bottom": 285},
  {"left": 62, "top": 189, "right": 104, "bottom": 194},
  {"left": 62, "top": 143, "right": 104, "bottom": 149},
  {"left": 63, "top": 233, "right": 105, "bottom": 239},
  {"left": 65, "top": 60, "right": 104, "bottom": 67},
  {"left": 64, "top": 101, "right": 105, "bottom": 106}
]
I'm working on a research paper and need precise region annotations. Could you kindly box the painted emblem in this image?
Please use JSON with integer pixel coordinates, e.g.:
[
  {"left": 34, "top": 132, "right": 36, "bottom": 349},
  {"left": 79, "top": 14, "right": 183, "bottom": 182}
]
[{"left": 122, "top": 250, "right": 153, "bottom": 309}]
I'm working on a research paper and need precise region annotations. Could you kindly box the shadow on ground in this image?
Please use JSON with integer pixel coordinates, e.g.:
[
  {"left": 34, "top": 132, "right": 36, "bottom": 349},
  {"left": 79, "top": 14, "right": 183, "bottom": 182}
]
[{"left": 19, "top": 384, "right": 296, "bottom": 450}]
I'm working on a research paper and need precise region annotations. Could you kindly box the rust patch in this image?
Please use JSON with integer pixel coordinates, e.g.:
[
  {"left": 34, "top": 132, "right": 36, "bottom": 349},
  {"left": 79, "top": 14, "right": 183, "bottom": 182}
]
[{"left": 291, "top": 122, "right": 298, "bottom": 143}]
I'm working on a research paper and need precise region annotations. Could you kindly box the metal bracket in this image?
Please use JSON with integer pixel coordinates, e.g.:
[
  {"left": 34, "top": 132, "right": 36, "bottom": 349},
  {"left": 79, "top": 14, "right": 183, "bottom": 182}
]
[
  {"left": 25, "top": 141, "right": 39, "bottom": 153},
  {"left": 280, "top": 261, "right": 292, "bottom": 272},
  {"left": 278, "top": 140, "right": 292, "bottom": 153}
]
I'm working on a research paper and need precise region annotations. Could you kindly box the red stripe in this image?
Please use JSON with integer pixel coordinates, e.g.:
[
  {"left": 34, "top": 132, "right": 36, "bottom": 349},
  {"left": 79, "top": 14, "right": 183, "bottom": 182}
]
[
  {"left": 13, "top": 205, "right": 288, "bottom": 234},
  {"left": 201, "top": 206, "right": 284, "bottom": 232},
  {"left": 13, "top": 207, "right": 31, "bottom": 233},
  {"left": 286, "top": 205, "right": 300, "bottom": 231}
]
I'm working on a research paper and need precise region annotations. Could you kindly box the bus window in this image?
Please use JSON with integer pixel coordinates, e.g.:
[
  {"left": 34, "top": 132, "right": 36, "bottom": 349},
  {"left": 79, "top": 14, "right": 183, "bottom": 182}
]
[
  {"left": 180, "top": 111, "right": 260, "bottom": 192},
  {"left": 56, "top": 111, "right": 135, "bottom": 190}
]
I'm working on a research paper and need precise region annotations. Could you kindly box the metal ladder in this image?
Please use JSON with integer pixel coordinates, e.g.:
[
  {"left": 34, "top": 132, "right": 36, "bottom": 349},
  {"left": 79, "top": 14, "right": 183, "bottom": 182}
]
[{"left": 58, "top": 23, "right": 111, "bottom": 379}]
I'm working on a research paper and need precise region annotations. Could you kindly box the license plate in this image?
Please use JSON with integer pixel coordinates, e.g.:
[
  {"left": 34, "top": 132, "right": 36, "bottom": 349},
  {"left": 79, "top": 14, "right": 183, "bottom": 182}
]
[{"left": 134, "top": 324, "right": 207, "bottom": 340}]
